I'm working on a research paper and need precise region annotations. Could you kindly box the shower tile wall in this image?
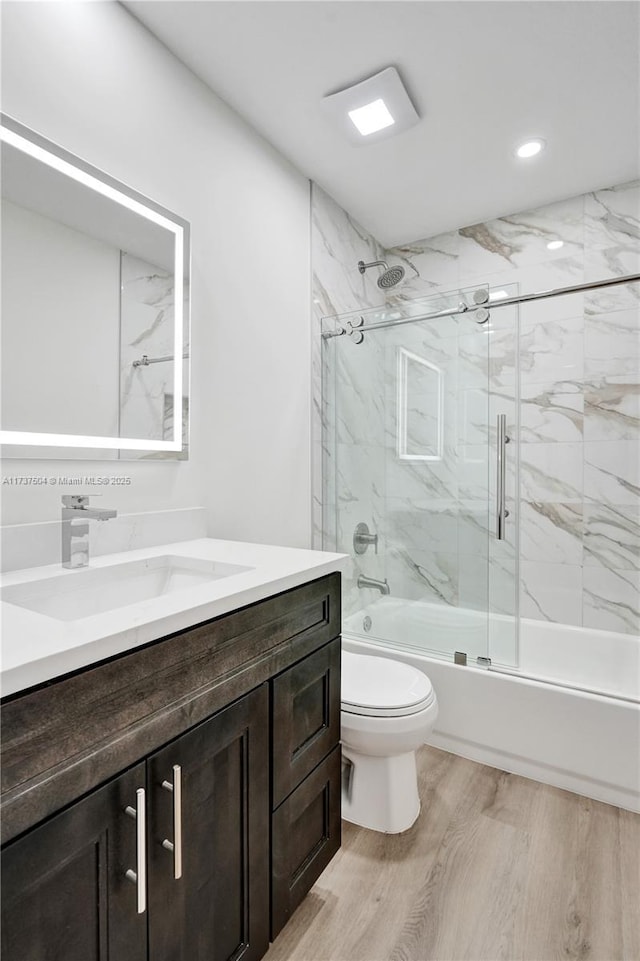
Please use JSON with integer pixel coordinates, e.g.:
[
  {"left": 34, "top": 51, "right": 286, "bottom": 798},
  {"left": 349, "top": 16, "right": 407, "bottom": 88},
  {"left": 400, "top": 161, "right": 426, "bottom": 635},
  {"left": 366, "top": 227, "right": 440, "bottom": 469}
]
[
  {"left": 382, "top": 305, "right": 486, "bottom": 621},
  {"left": 385, "top": 180, "right": 639, "bottom": 635},
  {"left": 314, "top": 179, "right": 639, "bottom": 635},
  {"left": 311, "top": 184, "right": 387, "bottom": 614},
  {"left": 119, "top": 253, "right": 189, "bottom": 457}
]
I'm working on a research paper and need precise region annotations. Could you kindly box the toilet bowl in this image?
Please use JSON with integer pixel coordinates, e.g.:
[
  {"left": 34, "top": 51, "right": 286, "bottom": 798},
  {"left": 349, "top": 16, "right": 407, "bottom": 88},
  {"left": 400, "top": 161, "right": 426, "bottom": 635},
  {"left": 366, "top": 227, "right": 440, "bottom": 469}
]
[{"left": 341, "top": 649, "right": 438, "bottom": 834}]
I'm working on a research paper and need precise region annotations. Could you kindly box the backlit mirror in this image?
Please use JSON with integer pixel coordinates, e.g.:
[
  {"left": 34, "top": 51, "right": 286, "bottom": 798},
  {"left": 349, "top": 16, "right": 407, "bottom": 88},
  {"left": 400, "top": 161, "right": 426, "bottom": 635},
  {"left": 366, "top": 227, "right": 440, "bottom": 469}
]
[{"left": 0, "top": 114, "right": 190, "bottom": 459}]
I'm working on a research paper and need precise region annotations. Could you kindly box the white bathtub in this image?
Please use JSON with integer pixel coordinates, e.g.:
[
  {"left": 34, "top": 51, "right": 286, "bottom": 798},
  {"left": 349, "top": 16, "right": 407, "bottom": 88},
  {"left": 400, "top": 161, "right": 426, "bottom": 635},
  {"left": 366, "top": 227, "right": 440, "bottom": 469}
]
[{"left": 343, "top": 598, "right": 640, "bottom": 812}]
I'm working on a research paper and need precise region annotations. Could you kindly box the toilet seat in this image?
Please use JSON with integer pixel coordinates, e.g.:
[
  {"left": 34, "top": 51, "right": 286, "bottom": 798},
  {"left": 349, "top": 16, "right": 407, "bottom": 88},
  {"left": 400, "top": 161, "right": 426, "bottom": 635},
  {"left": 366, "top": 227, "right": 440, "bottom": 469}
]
[{"left": 342, "top": 650, "right": 435, "bottom": 718}]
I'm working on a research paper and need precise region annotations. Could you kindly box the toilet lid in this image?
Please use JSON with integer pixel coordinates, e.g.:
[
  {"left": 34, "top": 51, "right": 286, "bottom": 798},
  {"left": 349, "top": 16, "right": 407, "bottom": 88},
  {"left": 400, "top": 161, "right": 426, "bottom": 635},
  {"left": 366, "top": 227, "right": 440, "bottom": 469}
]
[{"left": 341, "top": 650, "right": 435, "bottom": 717}]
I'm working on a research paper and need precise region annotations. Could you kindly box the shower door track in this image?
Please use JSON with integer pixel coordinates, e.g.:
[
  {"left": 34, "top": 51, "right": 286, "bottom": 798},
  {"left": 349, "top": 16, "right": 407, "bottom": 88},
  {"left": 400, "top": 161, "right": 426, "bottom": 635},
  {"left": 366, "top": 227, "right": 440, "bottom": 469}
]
[{"left": 321, "top": 272, "right": 640, "bottom": 338}]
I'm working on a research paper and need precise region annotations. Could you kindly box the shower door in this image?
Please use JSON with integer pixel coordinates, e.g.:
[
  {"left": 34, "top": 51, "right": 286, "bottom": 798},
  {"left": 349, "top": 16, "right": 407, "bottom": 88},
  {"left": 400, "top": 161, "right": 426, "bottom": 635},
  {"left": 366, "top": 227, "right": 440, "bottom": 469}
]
[{"left": 322, "top": 286, "right": 518, "bottom": 668}]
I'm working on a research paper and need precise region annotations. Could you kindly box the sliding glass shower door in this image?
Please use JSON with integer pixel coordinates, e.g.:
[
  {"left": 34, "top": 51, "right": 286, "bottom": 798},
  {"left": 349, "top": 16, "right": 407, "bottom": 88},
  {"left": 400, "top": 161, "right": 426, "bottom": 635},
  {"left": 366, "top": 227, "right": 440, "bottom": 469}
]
[{"left": 322, "top": 286, "right": 518, "bottom": 668}]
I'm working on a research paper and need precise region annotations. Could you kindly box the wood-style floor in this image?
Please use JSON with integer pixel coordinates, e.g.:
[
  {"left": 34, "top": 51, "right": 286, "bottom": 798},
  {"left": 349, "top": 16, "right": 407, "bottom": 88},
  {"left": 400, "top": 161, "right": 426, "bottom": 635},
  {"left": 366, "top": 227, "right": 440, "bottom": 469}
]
[{"left": 266, "top": 746, "right": 640, "bottom": 961}]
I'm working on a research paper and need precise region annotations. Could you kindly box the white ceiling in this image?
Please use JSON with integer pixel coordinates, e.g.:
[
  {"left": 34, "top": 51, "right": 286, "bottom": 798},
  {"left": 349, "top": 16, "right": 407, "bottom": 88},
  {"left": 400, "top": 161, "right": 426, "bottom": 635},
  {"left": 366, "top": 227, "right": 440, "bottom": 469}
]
[{"left": 125, "top": 1, "right": 640, "bottom": 247}]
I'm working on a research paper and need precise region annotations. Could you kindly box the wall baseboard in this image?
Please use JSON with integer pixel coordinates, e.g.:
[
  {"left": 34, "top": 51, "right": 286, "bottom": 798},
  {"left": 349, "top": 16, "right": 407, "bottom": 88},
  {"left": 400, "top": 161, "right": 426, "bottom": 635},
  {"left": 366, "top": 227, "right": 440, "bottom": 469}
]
[{"left": 428, "top": 730, "right": 640, "bottom": 814}]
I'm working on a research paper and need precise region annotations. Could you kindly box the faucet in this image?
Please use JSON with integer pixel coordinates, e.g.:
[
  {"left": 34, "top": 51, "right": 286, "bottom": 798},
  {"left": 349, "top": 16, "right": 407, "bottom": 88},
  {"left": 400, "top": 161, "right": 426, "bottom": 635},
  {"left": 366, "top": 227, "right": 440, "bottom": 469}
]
[
  {"left": 61, "top": 495, "right": 117, "bottom": 569},
  {"left": 357, "top": 575, "right": 390, "bottom": 596}
]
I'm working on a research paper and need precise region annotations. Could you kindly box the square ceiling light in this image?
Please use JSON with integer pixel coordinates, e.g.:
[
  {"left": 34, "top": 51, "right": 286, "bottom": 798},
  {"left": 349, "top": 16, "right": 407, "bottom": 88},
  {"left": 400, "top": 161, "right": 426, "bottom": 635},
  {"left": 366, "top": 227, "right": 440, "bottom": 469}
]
[{"left": 321, "top": 66, "right": 419, "bottom": 146}]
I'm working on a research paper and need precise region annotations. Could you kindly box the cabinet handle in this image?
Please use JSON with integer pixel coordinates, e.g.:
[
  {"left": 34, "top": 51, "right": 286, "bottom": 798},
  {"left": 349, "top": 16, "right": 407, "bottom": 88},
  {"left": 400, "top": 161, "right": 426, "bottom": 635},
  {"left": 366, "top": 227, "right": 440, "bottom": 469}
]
[
  {"left": 124, "top": 788, "right": 147, "bottom": 914},
  {"left": 161, "top": 764, "right": 183, "bottom": 880}
]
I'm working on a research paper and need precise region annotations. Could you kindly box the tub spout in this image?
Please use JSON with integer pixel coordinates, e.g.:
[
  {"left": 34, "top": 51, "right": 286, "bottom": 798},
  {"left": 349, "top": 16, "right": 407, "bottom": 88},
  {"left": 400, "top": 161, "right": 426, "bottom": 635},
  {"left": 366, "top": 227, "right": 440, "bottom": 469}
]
[{"left": 357, "top": 575, "right": 390, "bottom": 595}]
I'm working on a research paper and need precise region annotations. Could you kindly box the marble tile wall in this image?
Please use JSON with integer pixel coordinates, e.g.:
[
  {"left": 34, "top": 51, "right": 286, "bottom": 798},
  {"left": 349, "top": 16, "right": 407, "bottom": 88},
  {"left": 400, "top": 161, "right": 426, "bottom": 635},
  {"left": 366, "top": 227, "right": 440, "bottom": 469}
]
[
  {"left": 119, "top": 252, "right": 189, "bottom": 459},
  {"left": 315, "top": 179, "right": 639, "bottom": 639},
  {"left": 386, "top": 180, "right": 640, "bottom": 636},
  {"left": 311, "top": 185, "right": 387, "bottom": 615}
]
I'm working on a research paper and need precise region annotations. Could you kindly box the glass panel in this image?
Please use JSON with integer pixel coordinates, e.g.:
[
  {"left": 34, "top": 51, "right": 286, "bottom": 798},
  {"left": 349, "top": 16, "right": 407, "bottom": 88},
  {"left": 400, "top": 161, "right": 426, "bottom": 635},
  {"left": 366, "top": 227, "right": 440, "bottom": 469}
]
[
  {"left": 487, "top": 287, "right": 520, "bottom": 669},
  {"left": 322, "top": 286, "right": 500, "bottom": 666}
]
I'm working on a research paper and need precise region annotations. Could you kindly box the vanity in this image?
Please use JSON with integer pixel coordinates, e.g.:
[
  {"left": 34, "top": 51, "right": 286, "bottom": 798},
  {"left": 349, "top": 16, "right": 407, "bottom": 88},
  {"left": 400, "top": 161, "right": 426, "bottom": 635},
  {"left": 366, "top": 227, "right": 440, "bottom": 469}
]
[
  {"left": 0, "top": 539, "right": 345, "bottom": 961},
  {"left": 0, "top": 114, "right": 344, "bottom": 959}
]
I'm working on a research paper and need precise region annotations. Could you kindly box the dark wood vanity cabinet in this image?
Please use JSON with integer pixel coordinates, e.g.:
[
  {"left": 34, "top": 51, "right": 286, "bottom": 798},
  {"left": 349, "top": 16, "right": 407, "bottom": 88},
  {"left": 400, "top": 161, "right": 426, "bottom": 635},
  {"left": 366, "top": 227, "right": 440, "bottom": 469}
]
[
  {"left": 147, "top": 686, "right": 270, "bottom": 961},
  {"left": 2, "top": 688, "right": 269, "bottom": 961},
  {"left": 0, "top": 573, "right": 342, "bottom": 961},
  {"left": 2, "top": 762, "right": 148, "bottom": 961},
  {"left": 271, "top": 638, "right": 342, "bottom": 938}
]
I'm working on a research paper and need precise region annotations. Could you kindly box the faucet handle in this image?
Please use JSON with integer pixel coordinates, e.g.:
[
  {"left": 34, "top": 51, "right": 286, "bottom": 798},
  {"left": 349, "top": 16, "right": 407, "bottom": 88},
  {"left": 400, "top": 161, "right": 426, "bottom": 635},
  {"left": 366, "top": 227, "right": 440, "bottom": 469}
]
[
  {"left": 62, "top": 494, "right": 101, "bottom": 508},
  {"left": 353, "top": 522, "right": 379, "bottom": 555}
]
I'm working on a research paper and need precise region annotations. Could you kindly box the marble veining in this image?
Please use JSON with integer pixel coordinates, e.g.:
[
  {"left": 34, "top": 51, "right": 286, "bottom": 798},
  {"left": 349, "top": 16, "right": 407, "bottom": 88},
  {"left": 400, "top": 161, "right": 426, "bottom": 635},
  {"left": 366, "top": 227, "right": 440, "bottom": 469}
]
[
  {"left": 584, "top": 379, "right": 639, "bottom": 442},
  {"left": 459, "top": 223, "right": 516, "bottom": 265},
  {"left": 520, "top": 561, "right": 582, "bottom": 626},
  {"left": 315, "top": 178, "right": 639, "bottom": 640},
  {"left": 585, "top": 441, "right": 640, "bottom": 506},
  {"left": 520, "top": 502, "right": 583, "bottom": 565},
  {"left": 520, "top": 381, "right": 583, "bottom": 443},
  {"left": 583, "top": 503, "right": 640, "bottom": 572},
  {"left": 583, "top": 565, "right": 640, "bottom": 634},
  {"left": 584, "top": 183, "right": 640, "bottom": 250},
  {"left": 520, "top": 443, "right": 583, "bottom": 503},
  {"left": 119, "top": 252, "right": 189, "bottom": 457},
  {"left": 387, "top": 546, "right": 458, "bottom": 606}
]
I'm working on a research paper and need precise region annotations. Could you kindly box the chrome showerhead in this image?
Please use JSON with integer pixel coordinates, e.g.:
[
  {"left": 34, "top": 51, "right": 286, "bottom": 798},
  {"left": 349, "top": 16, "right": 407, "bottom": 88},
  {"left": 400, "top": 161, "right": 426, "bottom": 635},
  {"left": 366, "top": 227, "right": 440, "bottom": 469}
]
[
  {"left": 377, "top": 264, "right": 405, "bottom": 288},
  {"left": 357, "top": 259, "right": 405, "bottom": 289}
]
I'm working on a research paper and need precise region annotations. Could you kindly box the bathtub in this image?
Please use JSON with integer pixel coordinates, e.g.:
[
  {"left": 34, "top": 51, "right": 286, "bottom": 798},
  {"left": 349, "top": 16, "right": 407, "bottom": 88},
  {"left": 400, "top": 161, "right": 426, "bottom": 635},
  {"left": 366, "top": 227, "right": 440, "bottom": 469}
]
[{"left": 343, "top": 598, "right": 640, "bottom": 813}]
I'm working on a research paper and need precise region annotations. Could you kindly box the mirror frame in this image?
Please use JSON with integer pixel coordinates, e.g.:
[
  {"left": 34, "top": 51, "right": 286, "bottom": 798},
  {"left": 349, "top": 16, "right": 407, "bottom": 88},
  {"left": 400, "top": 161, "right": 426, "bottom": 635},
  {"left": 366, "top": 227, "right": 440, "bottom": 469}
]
[{"left": 0, "top": 113, "right": 191, "bottom": 454}]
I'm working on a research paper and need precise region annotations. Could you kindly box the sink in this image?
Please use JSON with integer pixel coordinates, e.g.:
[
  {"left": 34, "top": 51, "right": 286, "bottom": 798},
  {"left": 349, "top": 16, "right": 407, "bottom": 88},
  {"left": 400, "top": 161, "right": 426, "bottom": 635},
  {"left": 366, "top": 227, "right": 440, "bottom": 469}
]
[{"left": 1, "top": 555, "right": 254, "bottom": 622}]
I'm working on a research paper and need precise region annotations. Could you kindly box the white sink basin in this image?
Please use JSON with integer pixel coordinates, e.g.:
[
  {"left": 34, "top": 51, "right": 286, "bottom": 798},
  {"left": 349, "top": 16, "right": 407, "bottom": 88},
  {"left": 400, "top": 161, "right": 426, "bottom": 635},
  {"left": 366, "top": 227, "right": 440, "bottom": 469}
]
[{"left": 1, "top": 555, "right": 254, "bottom": 622}]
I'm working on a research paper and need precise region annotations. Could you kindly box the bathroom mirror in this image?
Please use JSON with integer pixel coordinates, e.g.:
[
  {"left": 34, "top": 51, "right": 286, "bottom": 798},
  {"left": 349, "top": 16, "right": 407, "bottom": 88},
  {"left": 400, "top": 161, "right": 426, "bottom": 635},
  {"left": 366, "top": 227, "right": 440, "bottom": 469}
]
[{"left": 0, "top": 114, "right": 190, "bottom": 459}]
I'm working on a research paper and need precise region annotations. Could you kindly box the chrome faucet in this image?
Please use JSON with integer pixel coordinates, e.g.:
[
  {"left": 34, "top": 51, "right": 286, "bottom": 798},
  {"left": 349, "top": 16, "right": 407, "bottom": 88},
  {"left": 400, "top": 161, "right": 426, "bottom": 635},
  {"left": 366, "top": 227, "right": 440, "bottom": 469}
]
[
  {"left": 61, "top": 495, "right": 117, "bottom": 569},
  {"left": 357, "top": 575, "right": 390, "bottom": 595}
]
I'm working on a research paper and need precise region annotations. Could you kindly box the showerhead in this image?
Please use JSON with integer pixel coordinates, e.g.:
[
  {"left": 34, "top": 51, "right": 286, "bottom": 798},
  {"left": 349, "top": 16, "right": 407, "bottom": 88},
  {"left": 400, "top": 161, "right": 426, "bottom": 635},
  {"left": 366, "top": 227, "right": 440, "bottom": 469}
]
[
  {"left": 377, "top": 264, "right": 405, "bottom": 289},
  {"left": 357, "top": 259, "right": 405, "bottom": 290}
]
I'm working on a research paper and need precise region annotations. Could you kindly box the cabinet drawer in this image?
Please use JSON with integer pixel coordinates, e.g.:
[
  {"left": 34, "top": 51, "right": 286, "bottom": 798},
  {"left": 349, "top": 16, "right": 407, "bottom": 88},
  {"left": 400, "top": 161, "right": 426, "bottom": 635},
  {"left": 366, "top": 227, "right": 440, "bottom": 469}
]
[
  {"left": 271, "top": 637, "right": 341, "bottom": 808},
  {"left": 271, "top": 745, "right": 341, "bottom": 939}
]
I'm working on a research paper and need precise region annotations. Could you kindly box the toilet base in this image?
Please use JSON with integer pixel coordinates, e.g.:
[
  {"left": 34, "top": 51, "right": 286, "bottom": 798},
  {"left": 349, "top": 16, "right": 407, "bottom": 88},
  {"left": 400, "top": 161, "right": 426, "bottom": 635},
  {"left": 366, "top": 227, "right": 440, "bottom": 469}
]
[{"left": 341, "top": 746, "right": 420, "bottom": 834}]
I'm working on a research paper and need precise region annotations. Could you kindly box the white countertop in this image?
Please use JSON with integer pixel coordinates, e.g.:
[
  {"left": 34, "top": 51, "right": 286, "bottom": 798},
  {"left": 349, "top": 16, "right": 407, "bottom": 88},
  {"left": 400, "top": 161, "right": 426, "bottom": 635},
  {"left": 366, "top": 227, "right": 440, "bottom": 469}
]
[{"left": 0, "top": 538, "right": 347, "bottom": 697}]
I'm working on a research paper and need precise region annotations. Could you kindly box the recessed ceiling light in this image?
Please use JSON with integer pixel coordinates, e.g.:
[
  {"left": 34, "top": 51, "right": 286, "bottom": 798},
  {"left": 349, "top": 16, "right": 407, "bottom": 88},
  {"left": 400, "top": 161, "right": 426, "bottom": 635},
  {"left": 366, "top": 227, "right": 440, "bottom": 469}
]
[
  {"left": 546, "top": 239, "right": 564, "bottom": 250},
  {"left": 489, "top": 289, "right": 509, "bottom": 301},
  {"left": 348, "top": 99, "right": 395, "bottom": 137},
  {"left": 515, "top": 139, "right": 545, "bottom": 159},
  {"left": 322, "top": 66, "right": 419, "bottom": 146}
]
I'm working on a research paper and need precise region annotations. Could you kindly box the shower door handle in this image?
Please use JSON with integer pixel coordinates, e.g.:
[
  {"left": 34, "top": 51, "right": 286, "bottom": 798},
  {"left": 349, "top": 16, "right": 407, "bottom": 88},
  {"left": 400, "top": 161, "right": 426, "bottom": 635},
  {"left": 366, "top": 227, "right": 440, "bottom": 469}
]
[{"left": 496, "top": 414, "right": 510, "bottom": 540}]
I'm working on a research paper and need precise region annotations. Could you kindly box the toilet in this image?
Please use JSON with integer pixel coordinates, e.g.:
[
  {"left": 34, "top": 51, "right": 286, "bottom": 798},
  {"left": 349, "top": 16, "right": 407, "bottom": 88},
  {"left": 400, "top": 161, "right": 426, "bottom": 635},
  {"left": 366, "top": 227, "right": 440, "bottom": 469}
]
[{"left": 340, "top": 649, "right": 438, "bottom": 834}]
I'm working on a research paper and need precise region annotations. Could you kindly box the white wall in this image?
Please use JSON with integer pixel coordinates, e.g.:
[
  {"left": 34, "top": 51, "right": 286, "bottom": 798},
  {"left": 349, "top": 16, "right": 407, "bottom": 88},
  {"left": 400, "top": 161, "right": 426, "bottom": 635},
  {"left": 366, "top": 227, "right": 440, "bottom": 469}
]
[
  {"left": 1, "top": 199, "right": 120, "bottom": 438},
  {"left": 1, "top": 1, "right": 311, "bottom": 548}
]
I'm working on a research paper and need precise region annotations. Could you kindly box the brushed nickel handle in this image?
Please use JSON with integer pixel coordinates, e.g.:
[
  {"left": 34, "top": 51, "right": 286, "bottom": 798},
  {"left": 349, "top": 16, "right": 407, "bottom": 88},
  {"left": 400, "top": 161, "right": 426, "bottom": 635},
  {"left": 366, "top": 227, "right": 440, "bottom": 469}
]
[
  {"left": 161, "top": 764, "right": 183, "bottom": 880},
  {"left": 496, "top": 414, "right": 510, "bottom": 540},
  {"left": 353, "top": 522, "right": 378, "bottom": 555},
  {"left": 124, "top": 788, "right": 146, "bottom": 914}
]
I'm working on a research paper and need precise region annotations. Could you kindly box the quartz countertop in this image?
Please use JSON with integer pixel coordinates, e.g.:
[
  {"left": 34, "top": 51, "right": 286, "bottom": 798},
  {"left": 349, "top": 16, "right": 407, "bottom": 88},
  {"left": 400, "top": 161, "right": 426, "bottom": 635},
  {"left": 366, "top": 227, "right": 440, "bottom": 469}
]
[{"left": 0, "top": 538, "right": 347, "bottom": 697}]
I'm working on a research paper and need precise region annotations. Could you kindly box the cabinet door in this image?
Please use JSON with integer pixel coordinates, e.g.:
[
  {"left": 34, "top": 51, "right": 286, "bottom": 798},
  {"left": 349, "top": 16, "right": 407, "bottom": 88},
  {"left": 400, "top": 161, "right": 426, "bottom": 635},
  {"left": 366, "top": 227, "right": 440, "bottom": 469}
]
[
  {"left": 1, "top": 763, "right": 147, "bottom": 961},
  {"left": 272, "top": 637, "right": 341, "bottom": 807},
  {"left": 147, "top": 685, "right": 270, "bottom": 961},
  {"left": 271, "top": 745, "right": 341, "bottom": 939}
]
